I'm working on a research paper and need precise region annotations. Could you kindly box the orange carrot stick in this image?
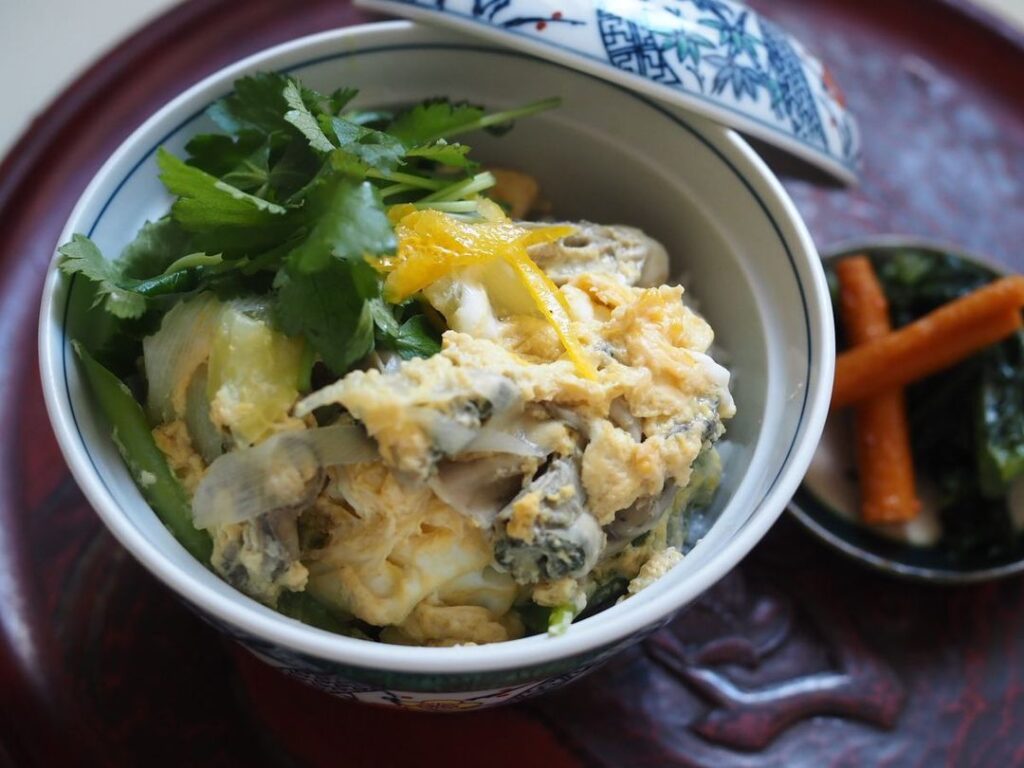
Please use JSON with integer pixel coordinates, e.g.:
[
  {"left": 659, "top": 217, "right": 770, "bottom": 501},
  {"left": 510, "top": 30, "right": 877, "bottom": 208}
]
[
  {"left": 836, "top": 256, "right": 920, "bottom": 523},
  {"left": 838, "top": 256, "right": 890, "bottom": 347},
  {"left": 854, "top": 391, "right": 921, "bottom": 523},
  {"left": 833, "top": 275, "right": 1024, "bottom": 409}
]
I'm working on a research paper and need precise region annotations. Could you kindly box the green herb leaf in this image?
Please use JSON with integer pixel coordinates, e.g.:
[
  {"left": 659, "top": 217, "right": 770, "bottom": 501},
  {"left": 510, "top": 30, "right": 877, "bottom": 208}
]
[
  {"left": 160, "top": 252, "right": 223, "bottom": 275},
  {"left": 58, "top": 235, "right": 146, "bottom": 319},
  {"left": 388, "top": 96, "right": 560, "bottom": 145},
  {"left": 976, "top": 330, "right": 1024, "bottom": 497},
  {"left": 342, "top": 109, "right": 394, "bottom": 128},
  {"left": 330, "top": 117, "right": 406, "bottom": 172},
  {"left": 328, "top": 151, "right": 372, "bottom": 182},
  {"left": 286, "top": 178, "right": 393, "bottom": 273},
  {"left": 159, "top": 148, "right": 288, "bottom": 217},
  {"left": 329, "top": 87, "right": 359, "bottom": 115},
  {"left": 283, "top": 80, "right": 336, "bottom": 153},
  {"left": 61, "top": 222, "right": 201, "bottom": 370},
  {"left": 157, "top": 148, "right": 295, "bottom": 254},
  {"left": 406, "top": 139, "right": 477, "bottom": 169},
  {"left": 267, "top": 139, "right": 323, "bottom": 202},
  {"left": 118, "top": 218, "right": 196, "bottom": 280},
  {"left": 207, "top": 72, "right": 293, "bottom": 136},
  {"left": 369, "top": 300, "right": 442, "bottom": 360},
  {"left": 392, "top": 315, "right": 442, "bottom": 359},
  {"left": 184, "top": 130, "right": 265, "bottom": 176},
  {"left": 220, "top": 143, "right": 272, "bottom": 195},
  {"left": 387, "top": 99, "right": 487, "bottom": 146},
  {"left": 368, "top": 297, "right": 401, "bottom": 337},
  {"left": 275, "top": 259, "right": 377, "bottom": 375}
]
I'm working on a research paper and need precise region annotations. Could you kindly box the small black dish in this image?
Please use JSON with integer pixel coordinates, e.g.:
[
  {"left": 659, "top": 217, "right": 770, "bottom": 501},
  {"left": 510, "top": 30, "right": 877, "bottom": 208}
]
[{"left": 789, "top": 237, "right": 1024, "bottom": 583}]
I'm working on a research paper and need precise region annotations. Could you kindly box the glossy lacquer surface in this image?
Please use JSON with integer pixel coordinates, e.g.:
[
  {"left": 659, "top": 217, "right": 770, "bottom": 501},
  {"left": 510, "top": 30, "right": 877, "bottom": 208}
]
[{"left": 1, "top": 0, "right": 1022, "bottom": 765}]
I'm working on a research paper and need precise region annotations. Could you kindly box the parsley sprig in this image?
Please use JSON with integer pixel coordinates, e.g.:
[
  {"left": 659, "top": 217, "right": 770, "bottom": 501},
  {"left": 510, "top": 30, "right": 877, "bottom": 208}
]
[{"left": 59, "top": 72, "right": 558, "bottom": 377}]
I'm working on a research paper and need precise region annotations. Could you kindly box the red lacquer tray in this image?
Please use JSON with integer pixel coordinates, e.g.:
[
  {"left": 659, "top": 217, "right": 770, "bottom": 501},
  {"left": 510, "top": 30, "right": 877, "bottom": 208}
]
[{"left": 2, "top": 0, "right": 1023, "bottom": 765}]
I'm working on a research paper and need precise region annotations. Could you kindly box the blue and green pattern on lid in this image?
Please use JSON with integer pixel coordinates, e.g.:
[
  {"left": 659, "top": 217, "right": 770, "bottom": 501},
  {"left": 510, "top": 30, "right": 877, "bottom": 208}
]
[{"left": 355, "top": 0, "right": 861, "bottom": 184}]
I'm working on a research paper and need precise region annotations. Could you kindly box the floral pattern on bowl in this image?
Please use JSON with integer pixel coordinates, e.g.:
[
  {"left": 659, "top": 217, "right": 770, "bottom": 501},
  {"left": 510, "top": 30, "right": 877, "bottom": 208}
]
[{"left": 355, "top": 0, "right": 861, "bottom": 184}]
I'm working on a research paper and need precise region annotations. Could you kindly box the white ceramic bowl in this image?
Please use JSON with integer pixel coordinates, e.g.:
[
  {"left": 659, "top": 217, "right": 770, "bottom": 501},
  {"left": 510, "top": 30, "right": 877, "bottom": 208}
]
[{"left": 39, "top": 21, "right": 834, "bottom": 709}]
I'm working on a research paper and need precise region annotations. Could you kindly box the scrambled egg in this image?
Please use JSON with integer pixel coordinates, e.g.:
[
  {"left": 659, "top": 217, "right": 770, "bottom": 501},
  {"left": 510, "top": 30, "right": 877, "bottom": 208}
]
[
  {"left": 302, "top": 462, "right": 510, "bottom": 625},
  {"left": 302, "top": 270, "right": 731, "bottom": 530},
  {"left": 150, "top": 209, "right": 732, "bottom": 645},
  {"left": 152, "top": 420, "right": 205, "bottom": 494},
  {"left": 626, "top": 547, "right": 684, "bottom": 596},
  {"left": 293, "top": 255, "right": 731, "bottom": 639}
]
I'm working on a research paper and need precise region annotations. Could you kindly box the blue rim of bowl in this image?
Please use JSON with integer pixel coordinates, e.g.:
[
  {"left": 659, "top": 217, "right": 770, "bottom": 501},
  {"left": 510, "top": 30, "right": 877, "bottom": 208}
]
[
  {"left": 46, "top": 30, "right": 827, "bottom": 675},
  {"left": 789, "top": 236, "right": 1024, "bottom": 584}
]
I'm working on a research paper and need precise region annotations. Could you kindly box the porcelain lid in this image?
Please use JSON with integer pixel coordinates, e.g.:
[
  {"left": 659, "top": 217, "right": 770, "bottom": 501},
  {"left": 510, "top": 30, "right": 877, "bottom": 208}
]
[{"left": 354, "top": 0, "right": 861, "bottom": 184}]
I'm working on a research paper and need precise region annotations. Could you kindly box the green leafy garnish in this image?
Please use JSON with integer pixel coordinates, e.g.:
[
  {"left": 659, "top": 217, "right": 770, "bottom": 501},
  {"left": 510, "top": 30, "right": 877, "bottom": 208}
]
[
  {"left": 219, "top": 144, "right": 273, "bottom": 196},
  {"left": 387, "top": 100, "right": 488, "bottom": 145},
  {"left": 283, "top": 80, "right": 336, "bottom": 153},
  {"left": 62, "top": 71, "right": 559, "bottom": 386},
  {"left": 329, "top": 118, "right": 405, "bottom": 172},
  {"left": 406, "top": 139, "right": 476, "bottom": 169},
  {"left": 119, "top": 218, "right": 197, "bottom": 278},
  {"left": 59, "top": 235, "right": 147, "bottom": 319},
  {"left": 286, "top": 178, "right": 394, "bottom": 274},
  {"left": 275, "top": 259, "right": 377, "bottom": 375},
  {"left": 328, "top": 87, "right": 359, "bottom": 115},
  {"left": 184, "top": 131, "right": 266, "bottom": 177},
  {"left": 391, "top": 315, "right": 443, "bottom": 360},
  {"left": 207, "top": 72, "right": 294, "bottom": 136},
  {"left": 388, "top": 96, "right": 560, "bottom": 144},
  {"left": 369, "top": 301, "right": 442, "bottom": 360},
  {"left": 157, "top": 148, "right": 295, "bottom": 254}
]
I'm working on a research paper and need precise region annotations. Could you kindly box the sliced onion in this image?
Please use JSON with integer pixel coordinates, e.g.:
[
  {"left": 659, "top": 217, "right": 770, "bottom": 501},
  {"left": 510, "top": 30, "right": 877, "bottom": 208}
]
[
  {"left": 184, "top": 365, "right": 224, "bottom": 464},
  {"left": 144, "top": 293, "right": 223, "bottom": 423},
  {"left": 368, "top": 349, "right": 402, "bottom": 374},
  {"left": 428, "top": 455, "right": 529, "bottom": 527},
  {"left": 544, "top": 403, "right": 589, "bottom": 437},
  {"left": 462, "top": 425, "right": 545, "bottom": 457},
  {"left": 608, "top": 397, "right": 642, "bottom": 442},
  {"left": 306, "top": 423, "right": 379, "bottom": 467},
  {"left": 418, "top": 410, "right": 479, "bottom": 456},
  {"left": 605, "top": 482, "right": 679, "bottom": 552},
  {"left": 689, "top": 349, "right": 735, "bottom": 417},
  {"left": 192, "top": 424, "right": 377, "bottom": 529}
]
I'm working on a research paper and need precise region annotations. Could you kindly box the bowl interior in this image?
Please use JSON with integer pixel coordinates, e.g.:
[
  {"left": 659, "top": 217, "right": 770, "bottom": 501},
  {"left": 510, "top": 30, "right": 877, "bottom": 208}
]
[{"left": 42, "top": 23, "right": 827, "bottom": 668}]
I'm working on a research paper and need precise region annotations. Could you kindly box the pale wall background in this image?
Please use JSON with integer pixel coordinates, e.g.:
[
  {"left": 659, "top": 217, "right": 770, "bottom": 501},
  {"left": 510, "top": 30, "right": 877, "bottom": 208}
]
[{"left": 1, "top": 0, "right": 1022, "bottom": 157}]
